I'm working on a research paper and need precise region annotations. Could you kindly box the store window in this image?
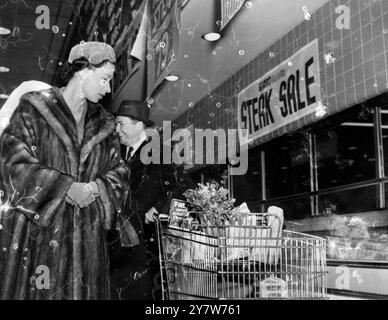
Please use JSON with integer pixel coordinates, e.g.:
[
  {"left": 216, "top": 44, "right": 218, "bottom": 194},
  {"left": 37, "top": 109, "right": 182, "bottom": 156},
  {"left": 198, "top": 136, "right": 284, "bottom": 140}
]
[
  {"left": 264, "top": 133, "right": 311, "bottom": 219},
  {"left": 316, "top": 106, "right": 376, "bottom": 188},
  {"left": 315, "top": 104, "right": 388, "bottom": 262},
  {"left": 230, "top": 99, "right": 388, "bottom": 261},
  {"left": 202, "top": 165, "right": 228, "bottom": 186},
  {"left": 233, "top": 148, "right": 262, "bottom": 212},
  {"left": 315, "top": 105, "right": 377, "bottom": 215},
  {"left": 265, "top": 133, "right": 311, "bottom": 197},
  {"left": 189, "top": 169, "right": 203, "bottom": 184},
  {"left": 189, "top": 165, "right": 228, "bottom": 186}
]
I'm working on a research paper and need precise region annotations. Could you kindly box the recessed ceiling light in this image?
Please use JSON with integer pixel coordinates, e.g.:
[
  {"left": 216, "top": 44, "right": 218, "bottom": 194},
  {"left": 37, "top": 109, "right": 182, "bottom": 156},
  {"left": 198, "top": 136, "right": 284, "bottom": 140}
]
[
  {"left": 202, "top": 32, "right": 221, "bottom": 42},
  {"left": 0, "top": 94, "right": 9, "bottom": 99},
  {"left": 0, "top": 66, "right": 10, "bottom": 73},
  {"left": 0, "top": 27, "right": 11, "bottom": 35},
  {"left": 165, "top": 74, "right": 180, "bottom": 81}
]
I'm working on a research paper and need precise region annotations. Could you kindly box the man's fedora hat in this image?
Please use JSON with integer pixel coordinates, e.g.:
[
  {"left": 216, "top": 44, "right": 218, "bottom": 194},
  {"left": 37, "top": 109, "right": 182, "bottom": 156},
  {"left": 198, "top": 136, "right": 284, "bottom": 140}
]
[{"left": 115, "top": 100, "right": 154, "bottom": 127}]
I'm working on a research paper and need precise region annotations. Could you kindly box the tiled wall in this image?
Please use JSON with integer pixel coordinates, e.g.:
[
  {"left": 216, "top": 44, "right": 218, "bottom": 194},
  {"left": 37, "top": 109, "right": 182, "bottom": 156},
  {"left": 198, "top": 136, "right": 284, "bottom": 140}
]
[{"left": 173, "top": 0, "right": 388, "bottom": 148}]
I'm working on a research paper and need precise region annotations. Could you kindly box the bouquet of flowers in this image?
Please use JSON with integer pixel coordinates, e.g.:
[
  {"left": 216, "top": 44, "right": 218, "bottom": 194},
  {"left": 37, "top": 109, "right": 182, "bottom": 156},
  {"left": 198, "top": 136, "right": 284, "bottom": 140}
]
[{"left": 183, "top": 181, "right": 236, "bottom": 226}]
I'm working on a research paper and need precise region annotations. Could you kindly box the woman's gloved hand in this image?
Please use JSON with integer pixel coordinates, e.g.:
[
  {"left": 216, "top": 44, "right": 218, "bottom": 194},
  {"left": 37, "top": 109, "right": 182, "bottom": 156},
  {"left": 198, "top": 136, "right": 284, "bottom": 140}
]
[
  {"left": 66, "top": 182, "right": 99, "bottom": 208},
  {"left": 145, "top": 207, "right": 158, "bottom": 224}
]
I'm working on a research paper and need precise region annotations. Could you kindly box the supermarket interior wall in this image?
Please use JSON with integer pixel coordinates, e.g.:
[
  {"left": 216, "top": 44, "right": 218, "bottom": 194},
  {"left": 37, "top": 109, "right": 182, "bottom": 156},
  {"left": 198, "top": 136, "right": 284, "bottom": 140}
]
[{"left": 173, "top": 0, "right": 388, "bottom": 150}]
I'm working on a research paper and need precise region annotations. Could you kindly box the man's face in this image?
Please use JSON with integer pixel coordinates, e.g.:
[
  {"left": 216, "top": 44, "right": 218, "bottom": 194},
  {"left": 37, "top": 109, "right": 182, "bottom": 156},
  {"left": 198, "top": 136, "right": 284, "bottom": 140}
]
[
  {"left": 115, "top": 115, "right": 145, "bottom": 146},
  {"left": 81, "top": 62, "right": 115, "bottom": 103}
]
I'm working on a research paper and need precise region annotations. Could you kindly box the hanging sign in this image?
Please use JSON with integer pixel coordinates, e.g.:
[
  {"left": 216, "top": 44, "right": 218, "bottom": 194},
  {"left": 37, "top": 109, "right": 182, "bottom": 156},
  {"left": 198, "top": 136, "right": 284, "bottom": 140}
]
[
  {"left": 146, "top": 0, "right": 181, "bottom": 97},
  {"left": 220, "top": 0, "right": 246, "bottom": 31},
  {"left": 237, "top": 39, "right": 322, "bottom": 145},
  {"left": 112, "top": 1, "right": 147, "bottom": 96}
]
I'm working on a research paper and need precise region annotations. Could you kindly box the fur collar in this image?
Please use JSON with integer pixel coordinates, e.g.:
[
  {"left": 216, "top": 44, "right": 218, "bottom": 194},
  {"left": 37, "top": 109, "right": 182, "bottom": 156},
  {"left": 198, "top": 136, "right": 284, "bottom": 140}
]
[{"left": 21, "top": 88, "right": 116, "bottom": 176}]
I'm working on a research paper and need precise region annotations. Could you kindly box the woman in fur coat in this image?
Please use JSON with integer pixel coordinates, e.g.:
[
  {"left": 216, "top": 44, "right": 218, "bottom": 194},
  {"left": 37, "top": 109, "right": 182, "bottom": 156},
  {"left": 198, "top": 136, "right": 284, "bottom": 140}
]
[{"left": 0, "top": 42, "right": 129, "bottom": 300}]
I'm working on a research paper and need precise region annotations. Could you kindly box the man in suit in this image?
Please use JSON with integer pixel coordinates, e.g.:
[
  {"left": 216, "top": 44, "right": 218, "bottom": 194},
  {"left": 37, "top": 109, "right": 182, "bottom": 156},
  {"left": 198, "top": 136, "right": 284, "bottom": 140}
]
[{"left": 108, "top": 99, "right": 194, "bottom": 300}]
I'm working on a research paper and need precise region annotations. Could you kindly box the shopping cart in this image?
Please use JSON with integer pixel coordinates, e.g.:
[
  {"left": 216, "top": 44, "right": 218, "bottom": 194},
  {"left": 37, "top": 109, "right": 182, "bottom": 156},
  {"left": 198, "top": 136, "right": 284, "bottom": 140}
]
[{"left": 156, "top": 210, "right": 327, "bottom": 300}]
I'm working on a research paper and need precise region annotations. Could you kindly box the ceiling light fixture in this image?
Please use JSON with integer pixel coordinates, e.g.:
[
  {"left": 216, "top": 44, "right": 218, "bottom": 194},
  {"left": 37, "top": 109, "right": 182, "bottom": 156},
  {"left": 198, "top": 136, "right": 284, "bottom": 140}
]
[
  {"left": 202, "top": 32, "right": 221, "bottom": 42},
  {"left": 0, "top": 27, "right": 11, "bottom": 35},
  {"left": 0, "top": 66, "right": 10, "bottom": 73},
  {"left": 165, "top": 74, "right": 180, "bottom": 81}
]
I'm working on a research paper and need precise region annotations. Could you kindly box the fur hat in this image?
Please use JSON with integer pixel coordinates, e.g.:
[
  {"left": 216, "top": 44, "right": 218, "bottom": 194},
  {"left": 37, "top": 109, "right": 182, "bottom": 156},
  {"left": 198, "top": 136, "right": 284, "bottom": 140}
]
[{"left": 68, "top": 41, "right": 116, "bottom": 65}]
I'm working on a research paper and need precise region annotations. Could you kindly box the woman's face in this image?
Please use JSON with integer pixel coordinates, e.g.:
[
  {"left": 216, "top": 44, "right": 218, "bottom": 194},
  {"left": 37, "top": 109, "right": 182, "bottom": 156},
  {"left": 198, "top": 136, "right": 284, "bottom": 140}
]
[{"left": 81, "top": 62, "right": 115, "bottom": 103}]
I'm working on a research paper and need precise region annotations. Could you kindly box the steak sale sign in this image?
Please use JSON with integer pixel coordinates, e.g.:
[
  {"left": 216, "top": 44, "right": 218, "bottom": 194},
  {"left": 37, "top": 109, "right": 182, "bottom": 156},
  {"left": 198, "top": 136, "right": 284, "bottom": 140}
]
[{"left": 238, "top": 40, "right": 321, "bottom": 145}]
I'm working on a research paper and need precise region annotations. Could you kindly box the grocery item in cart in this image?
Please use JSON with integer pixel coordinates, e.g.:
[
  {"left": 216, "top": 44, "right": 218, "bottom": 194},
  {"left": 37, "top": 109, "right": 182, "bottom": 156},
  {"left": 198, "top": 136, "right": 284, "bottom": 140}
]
[
  {"left": 259, "top": 276, "right": 288, "bottom": 298},
  {"left": 226, "top": 205, "right": 284, "bottom": 265}
]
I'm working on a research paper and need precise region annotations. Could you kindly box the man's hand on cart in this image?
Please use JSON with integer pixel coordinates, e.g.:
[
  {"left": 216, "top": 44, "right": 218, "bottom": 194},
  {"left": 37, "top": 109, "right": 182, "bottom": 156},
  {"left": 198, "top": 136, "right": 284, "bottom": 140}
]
[{"left": 145, "top": 207, "right": 158, "bottom": 224}]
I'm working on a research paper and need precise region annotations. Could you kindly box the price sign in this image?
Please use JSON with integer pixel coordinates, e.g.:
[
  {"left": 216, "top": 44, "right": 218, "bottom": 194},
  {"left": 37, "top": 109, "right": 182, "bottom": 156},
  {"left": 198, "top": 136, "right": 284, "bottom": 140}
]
[{"left": 169, "top": 198, "right": 190, "bottom": 227}]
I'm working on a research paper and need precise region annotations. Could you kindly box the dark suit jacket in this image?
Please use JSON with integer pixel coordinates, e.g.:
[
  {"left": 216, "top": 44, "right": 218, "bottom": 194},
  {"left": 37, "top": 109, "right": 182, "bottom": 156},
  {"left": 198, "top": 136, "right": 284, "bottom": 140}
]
[
  {"left": 123, "top": 139, "right": 183, "bottom": 234},
  {"left": 108, "top": 138, "right": 195, "bottom": 300}
]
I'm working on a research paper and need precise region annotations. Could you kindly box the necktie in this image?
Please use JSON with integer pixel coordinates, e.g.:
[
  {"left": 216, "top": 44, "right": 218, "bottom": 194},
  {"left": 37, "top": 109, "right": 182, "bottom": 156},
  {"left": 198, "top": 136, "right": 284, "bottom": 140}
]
[{"left": 126, "top": 146, "right": 134, "bottom": 161}]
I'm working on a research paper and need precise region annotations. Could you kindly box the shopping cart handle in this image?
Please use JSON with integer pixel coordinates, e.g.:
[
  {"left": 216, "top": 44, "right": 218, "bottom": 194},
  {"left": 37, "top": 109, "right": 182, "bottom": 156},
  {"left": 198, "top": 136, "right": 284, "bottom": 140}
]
[{"left": 158, "top": 213, "right": 169, "bottom": 222}]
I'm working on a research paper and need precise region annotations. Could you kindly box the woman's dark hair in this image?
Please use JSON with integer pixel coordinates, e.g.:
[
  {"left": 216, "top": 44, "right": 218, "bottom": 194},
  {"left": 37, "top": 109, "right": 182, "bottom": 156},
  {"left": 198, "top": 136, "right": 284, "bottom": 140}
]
[{"left": 56, "top": 58, "right": 114, "bottom": 87}]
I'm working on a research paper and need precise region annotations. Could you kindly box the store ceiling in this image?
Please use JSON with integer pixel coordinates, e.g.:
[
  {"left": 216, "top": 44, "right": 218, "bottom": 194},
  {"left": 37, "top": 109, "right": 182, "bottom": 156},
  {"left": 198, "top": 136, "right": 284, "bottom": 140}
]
[
  {"left": 150, "top": 0, "right": 329, "bottom": 125},
  {"left": 0, "top": 0, "right": 75, "bottom": 107}
]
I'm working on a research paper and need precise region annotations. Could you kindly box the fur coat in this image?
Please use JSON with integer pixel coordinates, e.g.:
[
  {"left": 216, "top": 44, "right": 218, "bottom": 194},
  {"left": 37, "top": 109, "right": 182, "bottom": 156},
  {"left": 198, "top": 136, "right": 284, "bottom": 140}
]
[{"left": 0, "top": 88, "right": 129, "bottom": 300}]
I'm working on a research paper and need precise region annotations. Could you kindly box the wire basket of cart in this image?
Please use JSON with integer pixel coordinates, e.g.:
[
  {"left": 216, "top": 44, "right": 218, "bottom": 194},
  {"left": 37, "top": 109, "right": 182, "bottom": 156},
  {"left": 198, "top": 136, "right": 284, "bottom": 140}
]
[{"left": 157, "top": 208, "right": 327, "bottom": 300}]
